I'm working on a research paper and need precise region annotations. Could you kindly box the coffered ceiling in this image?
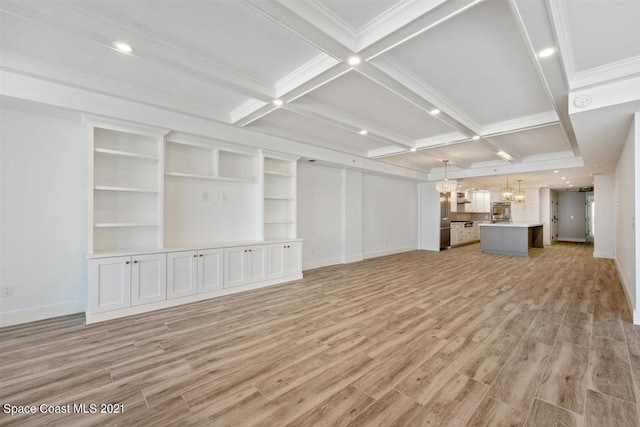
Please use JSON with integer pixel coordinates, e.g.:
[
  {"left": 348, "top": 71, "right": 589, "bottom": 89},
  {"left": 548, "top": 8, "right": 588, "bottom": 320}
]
[{"left": 1, "top": 0, "right": 639, "bottom": 190}]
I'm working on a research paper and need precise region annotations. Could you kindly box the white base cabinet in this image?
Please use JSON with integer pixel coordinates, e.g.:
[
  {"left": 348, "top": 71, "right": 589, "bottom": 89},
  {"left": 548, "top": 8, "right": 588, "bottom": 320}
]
[
  {"left": 167, "top": 249, "right": 223, "bottom": 298},
  {"left": 268, "top": 242, "right": 301, "bottom": 279},
  {"left": 89, "top": 253, "right": 166, "bottom": 313},
  {"left": 87, "top": 240, "right": 300, "bottom": 323},
  {"left": 224, "top": 245, "right": 268, "bottom": 288}
]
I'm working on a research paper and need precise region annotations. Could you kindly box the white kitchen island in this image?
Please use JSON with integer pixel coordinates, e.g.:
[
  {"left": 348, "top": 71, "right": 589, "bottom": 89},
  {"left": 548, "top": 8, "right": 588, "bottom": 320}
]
[{"left": 479, "top": 223, "right": 544, "bottom": 257}]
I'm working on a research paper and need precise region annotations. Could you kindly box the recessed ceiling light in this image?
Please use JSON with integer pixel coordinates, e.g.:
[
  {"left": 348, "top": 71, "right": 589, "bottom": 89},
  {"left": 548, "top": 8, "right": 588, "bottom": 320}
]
[
  {"left": 347, "top": 55, "right": 361, "bottom": 66},
  {"left": 566, "top": 181, "right": 571, "bottom": 184},
  {"left": 113, "top": 41, "right": 134, "bottom": 54},
  {"left": 410, "top": 147, "right": 417, "bottom": 152},
  {"left": 561, "top": 177, "right": 566, "bottom": 179},
  {"left": 538, "top": 47, "right": 556, "bottom": 58},
  {"left": 273, "top": 99, "right": 283, "bottom": 106},
  {"left": 496, "top": 151, "right": 513, "bottom": 161},
  {"left": 553, "top": 170, "right": 559, "bottom": 173},
  {"left": 359, "top": 129, "right": 368, "bottom": 135},
  {"left": 569, "top": 184, "right": 574, "bottom": 187},
  {"left": 472, "top": 135, "right": 481, "bottom": 140},
  {"left": 430, "top": 109, "right": 440, "bottom": 115}
]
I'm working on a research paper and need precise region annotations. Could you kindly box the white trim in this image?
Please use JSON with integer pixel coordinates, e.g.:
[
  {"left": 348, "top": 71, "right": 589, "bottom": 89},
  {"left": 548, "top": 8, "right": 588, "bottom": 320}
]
[
  {"left": 480, "top": 112, "right": 559, "bottom": 136},
  {"left": 593, "top": 251, "right": 614, "bottom": 259},
  {"left": 343, "top": 255, "right": 364, "bottom": 264},
  {"left": 230, "top": 99, "right": 268, "bottom": 124},
  {"left": 615, "top": 258, "right": 638, "bottom": 325},
  {"left": 363, "top": 246, "right": 418, "bottom": 259},
  {"left": 0, "top": 300, "right": 85, "bottom": 327},
  {"left": 547, "top": 0, "right": 576, "bottom": 83},
  {"left": 557, "top": 237, "right": 586, "bottom": 243},
  {"left": 571, "top": 56, "right": 640, "bottom": 90},
  {"left": 302, "top": 257, "right": 345, "bottom": 271},
  {"left": 86, "top": 274, "right": 302, "bottom": 324},
  {"left": 275, "top": 54, "right": 339, "bottom": 97}
]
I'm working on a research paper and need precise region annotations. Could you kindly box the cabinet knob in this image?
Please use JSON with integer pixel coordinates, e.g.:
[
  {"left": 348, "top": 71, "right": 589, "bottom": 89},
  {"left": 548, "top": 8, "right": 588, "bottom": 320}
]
[
  {"left": 125, "top": 261, "right": 130, "bottom": 265},
  {"left": 193, "top": 254, "right": 197, "bottom": 258},
  {"left": 199, "top": 254, "right": 203, "bottom": 257},
  {"left": 248, "top": 249, "right": 252, "bottom": 252},
  {"left": 133, "top": 260, "right": 138, "bottom": 264}
]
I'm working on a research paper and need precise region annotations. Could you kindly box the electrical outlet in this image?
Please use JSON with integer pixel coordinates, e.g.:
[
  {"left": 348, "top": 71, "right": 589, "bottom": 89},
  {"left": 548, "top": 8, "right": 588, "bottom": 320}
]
[{"left": 1, "top": 286, "right": 13, "bottom": 297}]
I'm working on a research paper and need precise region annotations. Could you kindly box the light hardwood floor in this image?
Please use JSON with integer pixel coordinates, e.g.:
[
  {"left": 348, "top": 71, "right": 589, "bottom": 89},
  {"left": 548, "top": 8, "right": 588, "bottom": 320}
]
[{"left": 1, "top": 242, "right": 639, "bottom": 426}]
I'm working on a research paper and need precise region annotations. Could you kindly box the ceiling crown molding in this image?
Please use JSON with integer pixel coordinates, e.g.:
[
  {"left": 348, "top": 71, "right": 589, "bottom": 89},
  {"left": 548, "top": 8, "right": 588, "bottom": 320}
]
[
  {"left": 273, "top": 0, "right": 357, "bottom": 50},
  {"left": 480, "top": 111, "right": 559, "bottom": 136},
  {"left": 570, "top": 55, "right": 640, "bottom": 90},
  {"left": 546, "top": 0, "right": 576, "bottom": 83},
  {"left": 275, "top": 53, "right": 339, "bottom": 97},
  {"left": 0, "top": 51, "right": 231, "bottom": 124}
]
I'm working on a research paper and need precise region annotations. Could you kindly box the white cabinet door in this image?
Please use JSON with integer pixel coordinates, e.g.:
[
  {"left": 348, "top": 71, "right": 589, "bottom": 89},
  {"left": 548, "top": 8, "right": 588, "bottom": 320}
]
[
  {"left": 198, "top": 248, "right": 223, "bottom": 293},
  {"left": 89, "top": 256, "right": 131, "bottom": 313},
  {"left": 167, "top": 251, "right": 197, "bottom": 299},
  {"left": 285, "top": 242, "right": 302, "bottom": 275},
  {"left": 131, "top": 253, "right": 167, "bottom": 306},
  {"left": 247, "top": 245, "right": 268, "bottom": 284},
  {"left": 268, "top": 244, "right": 286, "bottom": 279},
  {"left": 224, "top": 247, "right": 247, "bottom": 288}
]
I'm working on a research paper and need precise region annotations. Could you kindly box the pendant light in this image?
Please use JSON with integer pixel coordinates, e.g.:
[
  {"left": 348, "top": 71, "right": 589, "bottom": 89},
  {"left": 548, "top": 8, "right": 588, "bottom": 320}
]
[
  {"left": 514, "top": 179, "right": 526, "bottom": 203},
  {"left": 435, "top": 160, "right": 458, "bottom": 193},
  {"left": 501, "top": 176, "right": 514, "bottom": 201}
]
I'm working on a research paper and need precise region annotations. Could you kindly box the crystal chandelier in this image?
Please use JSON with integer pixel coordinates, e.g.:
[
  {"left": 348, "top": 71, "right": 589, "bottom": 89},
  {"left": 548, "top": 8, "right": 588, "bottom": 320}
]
[
  {"left": 435, "top": 160, "right": 458, "bottom": 193},
  {"left": 514, "top": 179, "right": 526, "bottom": 203},
  {"left": 501, "top": 176, "right": 514, "bottom": 201}
]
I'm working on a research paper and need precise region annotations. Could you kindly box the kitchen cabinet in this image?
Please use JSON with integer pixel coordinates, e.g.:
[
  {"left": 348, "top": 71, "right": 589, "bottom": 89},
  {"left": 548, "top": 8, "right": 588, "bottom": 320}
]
[
  {"left": 268, "top": 241, "right": 302, "bottom": 279},
  {"left": 224, "top": 245, "right": 268, "bottom": 288},
  {"left": 167, "top": 248, "right": 223, "bottom": 299},
  {"left": 89, "top": 253, "right": 166, "bottom": 313},
  {"left": 465, "top": 191, "right": 490, "bottom": 213}
]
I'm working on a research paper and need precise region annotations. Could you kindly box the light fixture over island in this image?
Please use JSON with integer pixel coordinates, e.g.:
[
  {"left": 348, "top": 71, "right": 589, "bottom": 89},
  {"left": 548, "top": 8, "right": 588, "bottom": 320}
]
[{"left": 479, "top": 223, "right": 544, "bottom": 257}]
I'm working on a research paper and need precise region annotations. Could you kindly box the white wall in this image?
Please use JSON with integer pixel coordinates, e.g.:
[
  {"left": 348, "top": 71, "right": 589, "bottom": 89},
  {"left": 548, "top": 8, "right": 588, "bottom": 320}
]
[
  {"left": 344, "top": 169, "right": 363, "bottom": 263},
  {"left": 297, "top": 163, "right": 418, "bottom": 269},
  {"left": 363, "top": 174, "right": 418, "bottom": 258},
  {"left": 419, "top": 183, "right": 441, "bottom": 251},
  {"left": 615, "top": 115, "right": 638, "bottom": 321},
  {"left": 557, "top": 191, "right": 586, "bottom": 242},
  {"left": 297, "top": 162, "right": 345, "bottom": 269},
  {"left": 539, "top": 188, "right": 551, "bottom": 245},
  {"left": 164, "top": 180, "right": 259, "bottom": 246},
  {"left": 0, "top": 104, "right": 88, "bottom": 326},
  {"left": 594, "top": 174, "right": 614, "bottom": 258},
  {"left": 511, "top": 186, "right": 540, "bottom": 224}
]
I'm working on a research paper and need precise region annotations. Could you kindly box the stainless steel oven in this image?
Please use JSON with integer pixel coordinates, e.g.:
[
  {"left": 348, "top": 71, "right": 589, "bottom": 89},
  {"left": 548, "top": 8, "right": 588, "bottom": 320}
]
[{"left": 491, "top": 202, "right": 511, "bottom": 223}]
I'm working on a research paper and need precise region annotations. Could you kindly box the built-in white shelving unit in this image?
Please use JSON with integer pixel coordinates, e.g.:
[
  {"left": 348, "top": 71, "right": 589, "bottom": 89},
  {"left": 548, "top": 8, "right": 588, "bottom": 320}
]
[
  {"left": 263, "top": 153, "right": 298, "bottom": 240},
  {"left": 88, "top": 117, "right": 168, "bottom": 254},
  {"left": 86, "top": 119, "right": 302, "bottom": 323}
]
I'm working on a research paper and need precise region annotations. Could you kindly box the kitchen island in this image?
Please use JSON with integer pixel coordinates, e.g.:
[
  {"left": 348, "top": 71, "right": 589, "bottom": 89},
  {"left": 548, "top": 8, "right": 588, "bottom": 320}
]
[{"left": 479, "top": 223, "right": 544, "bottom": 257}]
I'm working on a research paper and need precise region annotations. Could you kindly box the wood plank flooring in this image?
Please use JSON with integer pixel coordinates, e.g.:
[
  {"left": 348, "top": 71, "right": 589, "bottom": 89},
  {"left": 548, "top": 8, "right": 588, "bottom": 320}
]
[{"left": 1, "top": 242, "right": 639, "bottom": 426}]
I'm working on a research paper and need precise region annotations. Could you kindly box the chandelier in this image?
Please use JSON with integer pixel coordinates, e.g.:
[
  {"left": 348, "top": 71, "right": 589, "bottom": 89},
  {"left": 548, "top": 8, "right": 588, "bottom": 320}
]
[
  {"left": 501, "top": 177, "right": 514, "bottom": 201},
  {"left": 514, "top": 179, "right": 526, "bottom": 203},
  {"left": 435, "top": 160, "right": 458, "bottom": 193}
]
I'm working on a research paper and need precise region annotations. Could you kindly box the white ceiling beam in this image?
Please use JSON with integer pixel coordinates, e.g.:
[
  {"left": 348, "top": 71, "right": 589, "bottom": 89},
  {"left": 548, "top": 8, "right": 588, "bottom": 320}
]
[
  {"left": 480, "top": 111, "right": 559, "bottom": 136},
  {"left": 356, "top": 62, "right": 481, "bottom": 138},
  {"left": 358, "top": 0, "right": 484, "bottom": 60},
  {"left": 242, "top": 0, "right": 353, "bottom": 59},
  {"left": 509, "top": 0, "right": 581, "bottom": 157},
  {"left": 2, "top": 1, "right": 276, "bottom": 104},
  {"left": 478, "top": 136, "right": 522, "bottom": 163},
  {"left": 234, "top": 63, "right": 352, "bottom": 126},
  {"left": 286, "top": 101, "right": 414, "bottom": 149}
]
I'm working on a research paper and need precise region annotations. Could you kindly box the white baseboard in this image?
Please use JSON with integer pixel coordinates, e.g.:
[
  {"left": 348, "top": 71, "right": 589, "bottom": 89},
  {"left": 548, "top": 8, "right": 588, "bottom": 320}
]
[
  {"left": 343, "top": 255, "right": 364, "bottom": 264},
  {"left": 557, "top": 237, "right": 587, "bottom": 243},
  {"left": 363, "top": 246, "right": 418, "bottom": 260},
  {"left": 593, "top": 251, "right": 614, "bottom": 259},
  {"left": 303, "top": 257, "right": 344, "bottom": 271},
  {"left": 614, "top": 257, "right": 637, "bottom": 325},
  {"left": 0, "top": 300, "right": 85, "bottom": 328}
]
